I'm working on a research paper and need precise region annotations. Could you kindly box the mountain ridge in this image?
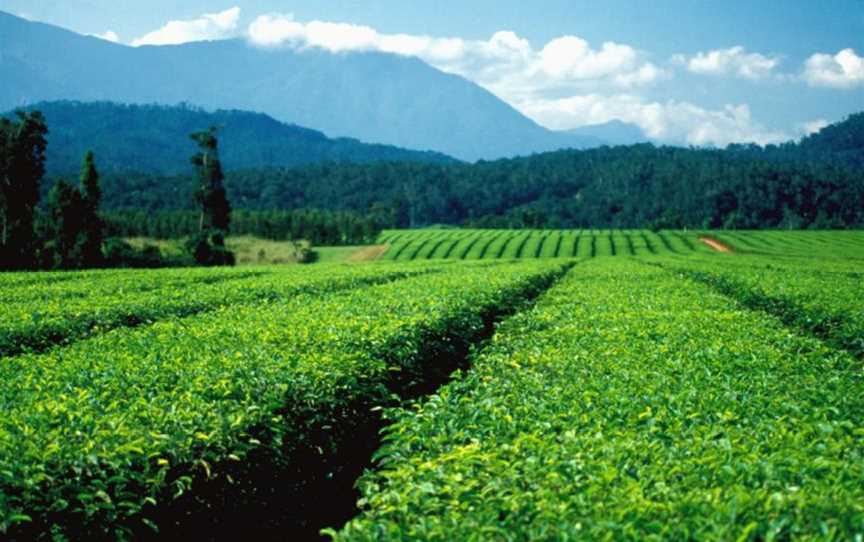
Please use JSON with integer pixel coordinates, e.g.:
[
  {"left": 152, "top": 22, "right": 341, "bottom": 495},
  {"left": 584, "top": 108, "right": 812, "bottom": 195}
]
[{"left": 0, "top": 10, "right": 615, "bottom": 161}]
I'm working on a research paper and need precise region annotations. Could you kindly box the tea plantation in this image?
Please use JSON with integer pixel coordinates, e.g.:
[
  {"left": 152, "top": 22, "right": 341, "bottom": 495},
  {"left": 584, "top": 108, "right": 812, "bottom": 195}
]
[{"left": 1, "top": 230, "right": 862, "bottom": 540}]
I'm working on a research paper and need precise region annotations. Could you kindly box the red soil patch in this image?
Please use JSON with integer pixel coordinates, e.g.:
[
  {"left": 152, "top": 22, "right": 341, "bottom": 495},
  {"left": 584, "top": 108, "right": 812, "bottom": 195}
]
[{"left": 699, "top": 237, "right": 733, "bottom": 253}]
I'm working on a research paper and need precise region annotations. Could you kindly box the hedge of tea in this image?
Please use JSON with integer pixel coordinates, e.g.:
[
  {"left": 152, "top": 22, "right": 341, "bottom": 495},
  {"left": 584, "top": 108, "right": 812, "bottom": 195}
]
[{"left": 336, "top": 259, "right": 863, "bottom": 540}]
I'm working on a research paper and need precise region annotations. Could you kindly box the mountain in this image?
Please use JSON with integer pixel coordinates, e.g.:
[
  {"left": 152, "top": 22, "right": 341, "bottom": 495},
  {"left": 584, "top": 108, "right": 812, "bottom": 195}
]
[
  {"left": 0, "top": 11, "right": 604, "bottom": 161},
  {"left": 5, "top": 101, "right": 455, "bottom": 176},
  {"left": 563, "top": 120, "right": 648, "bottom": 146}
]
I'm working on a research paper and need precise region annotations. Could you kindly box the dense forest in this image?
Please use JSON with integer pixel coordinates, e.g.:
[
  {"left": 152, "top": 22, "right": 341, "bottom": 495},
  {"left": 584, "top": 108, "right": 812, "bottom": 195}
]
[{"left": 98, "top": 112, "right": 864, "bottom": 233}]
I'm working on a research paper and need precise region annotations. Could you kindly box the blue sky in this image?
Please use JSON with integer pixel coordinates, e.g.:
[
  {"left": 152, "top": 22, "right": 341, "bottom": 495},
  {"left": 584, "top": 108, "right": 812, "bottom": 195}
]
[{"left": 2, "top": 0, "right": 862, "bottom": 145}]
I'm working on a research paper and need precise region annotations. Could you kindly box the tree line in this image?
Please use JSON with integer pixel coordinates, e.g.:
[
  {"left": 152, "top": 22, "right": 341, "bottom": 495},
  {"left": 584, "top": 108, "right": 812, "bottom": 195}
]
[
  {"left": 0, "top": 111, "right": 238, "bottom": 270},
  {"left": 93, "top": 148, "right": 863, "bottom": 231},
  {"left": 82, "top": 112, "right": 864, "bottom": 231}
]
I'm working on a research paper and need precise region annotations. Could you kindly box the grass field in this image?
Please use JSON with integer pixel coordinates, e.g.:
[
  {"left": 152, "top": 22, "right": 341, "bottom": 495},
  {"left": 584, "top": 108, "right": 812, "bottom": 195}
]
[{"left": 2, "top": 230, "right": 863, "bottom": 540}]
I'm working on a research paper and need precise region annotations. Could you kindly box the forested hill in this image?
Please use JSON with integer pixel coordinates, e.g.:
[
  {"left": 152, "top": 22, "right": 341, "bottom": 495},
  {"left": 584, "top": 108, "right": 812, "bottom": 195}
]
[
  {"left": 6, "top": 101, "right": 455, "bottom": 175},
  {"left": 99, "top": 113, "right": 864, "bottom": 231}
]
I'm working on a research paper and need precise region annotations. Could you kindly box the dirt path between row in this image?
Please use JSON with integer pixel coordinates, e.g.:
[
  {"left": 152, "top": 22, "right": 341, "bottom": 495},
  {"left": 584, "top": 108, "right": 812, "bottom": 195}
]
[
  {"left": 348, "top": 244, "right": 390, "bottom": 261},
  {"left": 699, "top": 237, "right": 733, "bottom": 253}
]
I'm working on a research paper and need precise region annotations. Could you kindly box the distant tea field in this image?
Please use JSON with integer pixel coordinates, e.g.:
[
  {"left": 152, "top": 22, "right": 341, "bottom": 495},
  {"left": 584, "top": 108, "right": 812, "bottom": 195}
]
[
  {"left": 2, "top": 230, "right": 863, "bottom": 540},
  {"left": 377, "top": 228, "right": 864, "bottom": 260}
]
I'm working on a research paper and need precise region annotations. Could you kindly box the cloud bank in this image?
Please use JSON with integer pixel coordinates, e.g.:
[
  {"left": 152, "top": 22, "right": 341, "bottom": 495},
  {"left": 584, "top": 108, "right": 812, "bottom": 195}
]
[{"left": 132, "top": 7, "right": 241, "bottom": 47}]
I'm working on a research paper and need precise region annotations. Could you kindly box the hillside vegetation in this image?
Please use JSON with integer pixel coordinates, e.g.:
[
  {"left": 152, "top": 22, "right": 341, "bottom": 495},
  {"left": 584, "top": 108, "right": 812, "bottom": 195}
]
[{"left": 97, "top": 113, "right": 864, "bottom": 231}]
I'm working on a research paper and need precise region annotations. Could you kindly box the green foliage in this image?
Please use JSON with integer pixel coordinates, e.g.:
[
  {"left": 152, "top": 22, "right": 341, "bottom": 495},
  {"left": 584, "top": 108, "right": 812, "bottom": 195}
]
[
  {"left": 0, "top": 261, "right": 563, "bottom": 539},
  {"left": 2, "top": 232, "right": 864, "bottom": 539},
  {"left": 0, "top": 261, "right": 426, "bottom": 358},
  {"left": 335, "top": 259, "right": 864, "bottom": 540},
  {"left": 665, "top": 252, "right": 864, "bottom": 359}
]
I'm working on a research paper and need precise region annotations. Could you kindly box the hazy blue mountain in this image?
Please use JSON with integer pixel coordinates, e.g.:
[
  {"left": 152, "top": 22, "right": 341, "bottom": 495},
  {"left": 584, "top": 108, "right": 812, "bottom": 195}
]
[
  {"left": 5, "top": 101, "right": 455, "bottom": 176},
  {"left": 0, "top": 11, "right": 606, "bottom": 161},
  {"left": 563, "top": 120, "right": 648, "bottom": 146}
]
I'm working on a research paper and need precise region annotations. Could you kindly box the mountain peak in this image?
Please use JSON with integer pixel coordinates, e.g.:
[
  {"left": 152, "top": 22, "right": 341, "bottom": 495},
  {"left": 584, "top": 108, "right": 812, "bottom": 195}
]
[{"left": 1, "top": 11, "right": 605, "bottom": 160}]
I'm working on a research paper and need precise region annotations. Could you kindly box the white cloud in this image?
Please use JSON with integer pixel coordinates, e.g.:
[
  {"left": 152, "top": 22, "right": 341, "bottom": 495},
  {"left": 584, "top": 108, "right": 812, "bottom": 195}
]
[
  {"left": 132, "top": 7, "right": 241, "bottom": 47},
  {"left": 803, "top": 48, "right": 864, "bottom": 89},
  {"left": 521, "top": 94, "right": 789, "bottom": 147},
  {"left": 797, "top": 119, "right": 829, "bottom": 136},
  {"left": 538, "top": 37, "right": 636, "bottom": 79},
  {"left": 246, "top": 14, "right": 667, "bottom": 100},
  {"left": 672, "top": 46, "right": 781, "bottom": 80},
  {"left": 89, "top": 30, "right": 120, "bottom": 43}
]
